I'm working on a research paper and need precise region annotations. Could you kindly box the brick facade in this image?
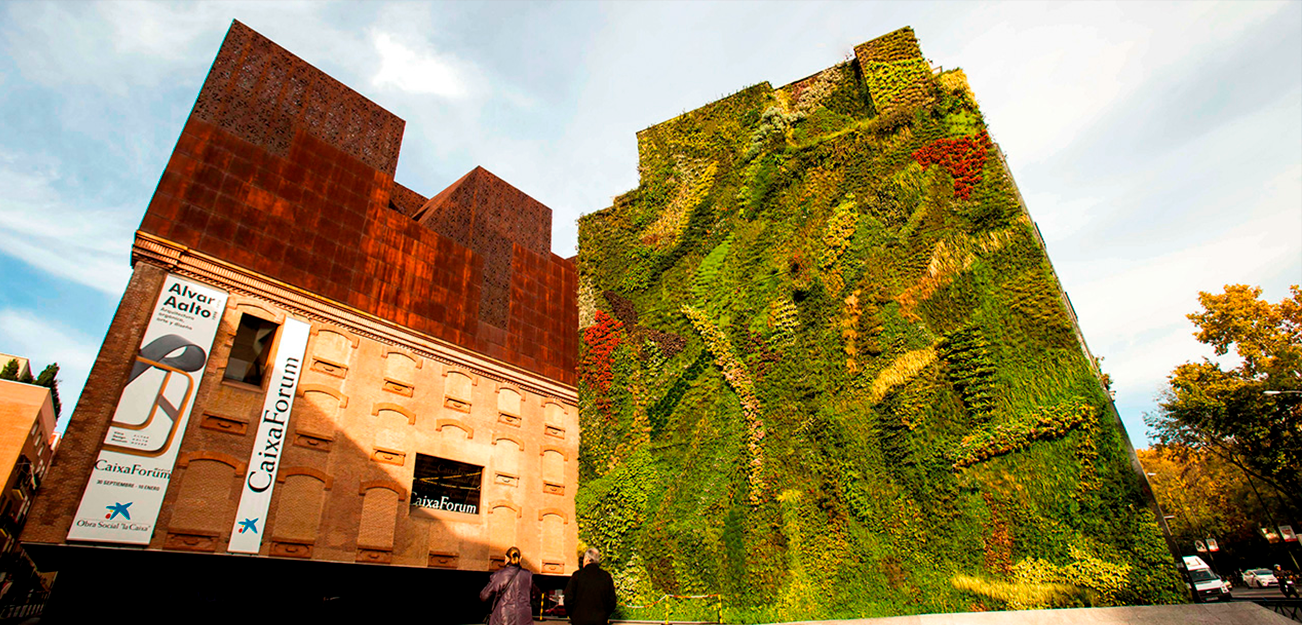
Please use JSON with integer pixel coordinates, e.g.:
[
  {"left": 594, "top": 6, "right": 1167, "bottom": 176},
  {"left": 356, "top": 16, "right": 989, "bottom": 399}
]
[{"left": 22, "top": 19, "right": 578, "bottom": 581}]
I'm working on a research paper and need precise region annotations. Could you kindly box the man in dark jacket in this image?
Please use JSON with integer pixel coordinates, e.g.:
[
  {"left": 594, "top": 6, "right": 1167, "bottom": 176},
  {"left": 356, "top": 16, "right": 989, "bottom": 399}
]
[
  {"left": 564, "top": 547, "right": 617, "bottom": 625},
  {"left": 480, "top": 547, "right": 534, "bottom": 625}
]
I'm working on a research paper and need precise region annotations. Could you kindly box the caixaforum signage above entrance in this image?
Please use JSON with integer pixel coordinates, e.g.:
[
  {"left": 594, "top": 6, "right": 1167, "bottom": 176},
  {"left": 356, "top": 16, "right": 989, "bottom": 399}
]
[
  {"left": 411, "top": 454, "right": 482, "bottom": 516},
  {"left": 68, "top": 274, "right": 228, "bottom": 544}
]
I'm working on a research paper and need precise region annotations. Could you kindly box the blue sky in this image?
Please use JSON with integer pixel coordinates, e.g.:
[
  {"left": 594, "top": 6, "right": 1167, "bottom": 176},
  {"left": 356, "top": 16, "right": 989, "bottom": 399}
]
[{"left": 0, "top": 1, "right": 1298, "bottom": 445}]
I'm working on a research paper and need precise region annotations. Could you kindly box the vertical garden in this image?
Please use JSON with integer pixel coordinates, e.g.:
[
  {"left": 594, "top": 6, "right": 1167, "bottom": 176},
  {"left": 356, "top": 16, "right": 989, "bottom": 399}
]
[{"left": 575, "top": 27, "right": 1185, "bottom": 621}]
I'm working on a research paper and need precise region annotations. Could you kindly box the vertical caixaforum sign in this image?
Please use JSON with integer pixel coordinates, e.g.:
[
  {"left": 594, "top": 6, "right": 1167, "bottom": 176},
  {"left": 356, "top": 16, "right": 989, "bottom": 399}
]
[
  {"left": 68, "top": 274, "right": 228, "bottom": 544},
  {"left": 228, "top": 318, "right": 310, "bottom": 553}
]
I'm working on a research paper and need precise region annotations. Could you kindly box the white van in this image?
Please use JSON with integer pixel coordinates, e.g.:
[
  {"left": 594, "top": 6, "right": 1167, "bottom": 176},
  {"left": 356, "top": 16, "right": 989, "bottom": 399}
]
[{"left": 1183, "top": 556, "right": 1233, "bottom": 602}]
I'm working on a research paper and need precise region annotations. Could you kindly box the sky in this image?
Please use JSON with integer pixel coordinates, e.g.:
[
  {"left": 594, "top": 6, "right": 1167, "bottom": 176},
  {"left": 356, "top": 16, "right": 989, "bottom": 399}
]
[{"left": 0, "top": 1, "right": 1298, "bottom": 445}]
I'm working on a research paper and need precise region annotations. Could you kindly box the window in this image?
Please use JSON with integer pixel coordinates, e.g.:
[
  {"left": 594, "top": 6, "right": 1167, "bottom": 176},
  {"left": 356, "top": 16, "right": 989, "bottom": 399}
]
[
  {"left": 224, "top": 315, "right": 280, "bottom": 386},
  {"left": 411, "top": 454, "right": 482, "bottom": 515}
]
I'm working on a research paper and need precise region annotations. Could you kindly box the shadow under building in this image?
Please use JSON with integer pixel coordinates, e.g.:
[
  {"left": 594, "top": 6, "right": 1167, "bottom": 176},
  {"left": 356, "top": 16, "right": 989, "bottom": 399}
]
[{"left": 21, "top": 20, "right": 578, "bottom": 622}]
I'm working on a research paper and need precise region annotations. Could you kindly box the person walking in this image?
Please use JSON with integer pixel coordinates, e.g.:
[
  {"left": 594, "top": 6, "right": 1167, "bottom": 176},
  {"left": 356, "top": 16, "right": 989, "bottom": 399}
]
[
  {"left": 480, "top": 547, "right": 534, "bottom": 625},
  {"left": 564, "top": 547, "right": 617, "bottom": 625}
]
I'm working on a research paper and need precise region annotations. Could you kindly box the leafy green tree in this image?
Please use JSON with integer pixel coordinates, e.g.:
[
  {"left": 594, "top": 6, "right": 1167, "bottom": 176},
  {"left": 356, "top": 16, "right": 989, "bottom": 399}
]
[
  {"left": 0, "top": 359, "right": 18, "bottom": 381},
  {"left": 35, "top": 363, "right": 62, "bottom": 420},
  {"left": 1147, "top": 285, "right": 1302, "bottom": 516}
]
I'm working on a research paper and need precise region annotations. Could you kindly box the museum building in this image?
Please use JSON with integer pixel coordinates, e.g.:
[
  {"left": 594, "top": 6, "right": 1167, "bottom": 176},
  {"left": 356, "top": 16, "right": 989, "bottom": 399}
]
[{"left": 20, "top": 20, "right": 578, "bottom": 620}]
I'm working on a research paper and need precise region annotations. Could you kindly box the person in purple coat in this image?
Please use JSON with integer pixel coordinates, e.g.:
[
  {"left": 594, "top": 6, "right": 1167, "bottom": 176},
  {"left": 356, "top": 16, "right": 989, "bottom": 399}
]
[{"left": 480, "top": 547, "right": 535, "bottom": 625}]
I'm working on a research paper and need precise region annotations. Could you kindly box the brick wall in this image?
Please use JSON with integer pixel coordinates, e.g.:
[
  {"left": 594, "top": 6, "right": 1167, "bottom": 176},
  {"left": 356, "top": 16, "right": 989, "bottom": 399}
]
[
  {"left": 22, "top": 264, "right": 167, "bottom": 544},
  {"left": 23, "top": 260, "right": 579, "bottom": 573}
]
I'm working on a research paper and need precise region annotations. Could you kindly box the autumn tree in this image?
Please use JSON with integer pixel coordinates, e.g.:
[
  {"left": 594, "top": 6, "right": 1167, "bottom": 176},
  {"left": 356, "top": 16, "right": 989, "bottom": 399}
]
[
  {"left": 1137, "top": 446, "right": 1270, "bottom": 552},
  {"left": 1147, "top": 285, "right": 1301, "bottom": 515}
]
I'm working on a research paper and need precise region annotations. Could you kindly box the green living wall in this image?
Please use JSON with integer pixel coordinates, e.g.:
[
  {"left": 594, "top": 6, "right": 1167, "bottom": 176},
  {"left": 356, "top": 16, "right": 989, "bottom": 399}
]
[{"left": 575, "top": 27, "right": 1185, "bottom": 622}]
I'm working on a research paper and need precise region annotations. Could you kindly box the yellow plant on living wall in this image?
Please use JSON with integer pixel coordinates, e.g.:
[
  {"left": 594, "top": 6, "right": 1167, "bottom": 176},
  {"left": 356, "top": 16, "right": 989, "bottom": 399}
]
[
  {"left": 841, "top": 289, "right": 863, "bottom": 374},
  {"left": 1011, "top": 545, "right": 1134, "bottom": 606},
  {"left": 766, "top": 296, "right": 800, "bottom": 346},
  {"left": 642, "top": 159, "right": 718, "bottom": 248},
  {"left": 869, "top": 344, "right": 937, "bottom": 403},
  {"left": 819, "top": 196, "right": 859, "bottom": 294},
  {"left": 952, "top": 545, "right": 1133, "bottom": 609},
  {"left": 897, "top": 225, "right": 1020, "bottom": 320},
  {"left": 951, "top": 574, "right": 1084, "bottom": 610},
  {"left": 682, "top": 305, "right": 765, "bottom": 503},
  {"left": 863, "top": 58, "right": 934, "bottom": 110}
]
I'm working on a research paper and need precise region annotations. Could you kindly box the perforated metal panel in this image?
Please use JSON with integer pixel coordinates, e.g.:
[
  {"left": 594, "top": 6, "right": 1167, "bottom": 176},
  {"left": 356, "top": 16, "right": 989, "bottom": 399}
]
[{"left": 192, "top": 21, "right": 405, "bottom": 175}]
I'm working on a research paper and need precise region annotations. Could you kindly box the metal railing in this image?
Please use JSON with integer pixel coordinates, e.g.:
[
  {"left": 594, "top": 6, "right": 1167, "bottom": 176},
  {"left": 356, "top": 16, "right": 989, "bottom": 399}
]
[
  {"left": 0, "top": 589, "right": 47, "bottom": 621},
  {"left": 1253, "top": 599, "right": 1302, "bottom": 623},
  {"left": 0, "top": 550, "right": 48, "bottom": 623}
]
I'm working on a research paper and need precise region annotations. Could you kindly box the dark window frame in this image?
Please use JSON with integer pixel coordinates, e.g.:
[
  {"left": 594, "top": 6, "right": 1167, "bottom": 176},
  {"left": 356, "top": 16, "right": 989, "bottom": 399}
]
[{"left": 222, "top": 313, "right": 281, "bottom": 388}]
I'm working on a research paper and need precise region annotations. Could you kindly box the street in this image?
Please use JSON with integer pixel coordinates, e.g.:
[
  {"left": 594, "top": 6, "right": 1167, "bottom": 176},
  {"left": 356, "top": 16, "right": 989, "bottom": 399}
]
[{"left": 1228, "top": 585, "right": 1296, "bottom": 601}]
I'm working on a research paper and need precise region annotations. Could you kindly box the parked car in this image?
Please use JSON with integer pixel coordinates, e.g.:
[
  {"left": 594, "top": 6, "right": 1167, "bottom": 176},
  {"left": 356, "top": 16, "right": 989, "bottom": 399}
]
[
  {"left": 1244, "top": 568, "right": 1278, "bottom": 588},
  {"left": 1184, "top": 556, "right": 1233, "bottom": 602}
]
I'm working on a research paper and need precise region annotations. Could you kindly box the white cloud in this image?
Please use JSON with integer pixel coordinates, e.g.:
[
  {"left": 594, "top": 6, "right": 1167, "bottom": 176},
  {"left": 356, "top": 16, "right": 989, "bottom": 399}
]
[
  {"left": 1069, "top": 202, "right": 1299, "bottom": 347},
  {"left": 371, "top": 31, "right": 469, "bottom": 98},
  {"left": 962, "top": 1, "right": 1286, "bottom": 169},
  {"left": 3, "top": 1, "right": 366, "bottom": 97},
  {"left": 101, "top": 2, "right": 215, "bottom": 61},
  {"left": 0, "top": 308, "right": 99, "bottom": 434},
  {"left": 0, "top": 153, "right": 134, "bottom": 294},
  {"left": 3, "top": 2, "right": 205, "bottom": 95}
]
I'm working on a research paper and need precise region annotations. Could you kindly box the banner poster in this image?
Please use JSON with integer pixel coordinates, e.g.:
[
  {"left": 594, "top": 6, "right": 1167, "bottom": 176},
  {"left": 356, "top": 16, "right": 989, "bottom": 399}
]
[
  {"left": 1206, "top": 538, "right": 1219, "bottom": 552},
  {"left": 68, "top": 274, "right": 228, "bottom": 544},
  {"left": 228, "top": 317, "right": 310, "bottom": 553},
  {"left": 1282, "top": 525, "right": 1297, "bottom": 542}
]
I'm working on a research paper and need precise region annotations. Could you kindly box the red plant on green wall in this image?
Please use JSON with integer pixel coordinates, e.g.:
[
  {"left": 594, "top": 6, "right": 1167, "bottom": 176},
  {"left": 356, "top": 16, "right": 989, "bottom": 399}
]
[
  {"left": 581, "top": 310, "right": 624, "bottom": 394},
  {"left": 912, "top": 129, "right": 992, "bottom": 199}
]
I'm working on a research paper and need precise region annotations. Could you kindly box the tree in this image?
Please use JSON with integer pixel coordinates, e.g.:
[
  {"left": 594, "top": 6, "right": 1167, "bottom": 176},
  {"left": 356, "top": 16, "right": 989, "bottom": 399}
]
[
  {"left": 35, "top": 363, "right": 62, "bottom": 420},
  {"left": 0, "top": 359, "right": 17, "bottom": 381},
  {"left": 1147, "top": 285, "right": 1302, "bottom": 516},
  {"left": 1137, "top": 446, "right": 1273, "bottom": 559}
]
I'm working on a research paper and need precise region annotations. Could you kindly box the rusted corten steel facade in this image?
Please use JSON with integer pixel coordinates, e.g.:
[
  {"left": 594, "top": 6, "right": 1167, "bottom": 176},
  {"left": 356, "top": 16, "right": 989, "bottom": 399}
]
[
  {"left": 140, "top": 21, "right": 575, "bottom": 385},
  {"left": 23, "top": 20, "right": 579, "bottom": 580}
]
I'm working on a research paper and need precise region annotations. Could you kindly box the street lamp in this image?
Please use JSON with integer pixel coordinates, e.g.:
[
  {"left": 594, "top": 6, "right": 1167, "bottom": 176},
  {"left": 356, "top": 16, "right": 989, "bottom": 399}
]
[{"left": 1264, "top": 390, "right": 1302, "bottom": 395}]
